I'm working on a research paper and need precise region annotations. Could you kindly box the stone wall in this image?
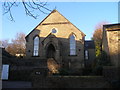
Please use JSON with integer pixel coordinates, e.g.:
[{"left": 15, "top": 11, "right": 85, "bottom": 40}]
[
  {"left": 32, "top": 75, "right": 111, "bottom": 88},
  {"left": 102, "top": 24, "right": 120, "bottom": 87},
  {"left": 103, "top": 66, "right": 120, "bottom": 81},
  {"left": 26, "top": 10, "right": 85, "bottom": 58},
  {"left": 3, "top": 58, "right": 47, "bottom": 81},
  {"left": 25, "top": 10, "right": 85, "bottom": 72},
  {"left": 85, "top": 49, "right": 96, "bottom": 68},
  {"left": 102, "top": 24, "right": 120, "bottom": 67},
  {"left": 107, "top": 31, "right": 119, "bottom": 66}
]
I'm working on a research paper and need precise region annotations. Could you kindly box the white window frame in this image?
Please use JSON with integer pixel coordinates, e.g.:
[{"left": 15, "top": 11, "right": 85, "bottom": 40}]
[
  {"left": 70, "top": 34, "right": 76, "bottom": 55},
  {"left": 1, "top": 64, "right": 9, "bottom": 80},
  {"left": 33, "top": 36, "right": 39, "bottom": 56}
]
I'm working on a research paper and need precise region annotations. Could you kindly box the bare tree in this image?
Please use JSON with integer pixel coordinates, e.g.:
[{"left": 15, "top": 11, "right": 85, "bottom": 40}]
[
  {"left": 0, "top": 39, "right": 9, "bottom": 48},
  {"left": 6, "top": 32, "right": 26, "bottom": 56},
  {"left": 2, "top": 0, "right": 52, "bottom": 21},
  {"left": 92, "top": 21, "right": 108, "bottom": 42}
]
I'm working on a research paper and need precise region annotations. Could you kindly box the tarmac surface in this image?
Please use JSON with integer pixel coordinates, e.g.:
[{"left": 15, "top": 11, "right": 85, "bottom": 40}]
[{"left": 2, "top": 81, "right": 32, "bottom": 88}]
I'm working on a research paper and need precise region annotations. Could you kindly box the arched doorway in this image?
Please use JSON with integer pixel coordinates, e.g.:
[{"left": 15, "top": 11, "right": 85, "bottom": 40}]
[{"left": 46, "top": 44, "right": 56, "bottom": 59}]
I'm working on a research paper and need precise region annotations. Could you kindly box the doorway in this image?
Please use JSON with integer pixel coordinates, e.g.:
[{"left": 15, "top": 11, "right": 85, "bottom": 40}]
[{"left": 46, "top": 44, "right": 56, "bottom": 59}]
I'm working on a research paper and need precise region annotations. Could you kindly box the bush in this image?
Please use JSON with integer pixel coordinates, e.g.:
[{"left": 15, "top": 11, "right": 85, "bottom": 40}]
[
  {"left": 92, "top": 65, "right": 103, "bottom": 75},
  {"left": 58, "top": 68, "right": 69, "bottom": 75},
  {"left": 82, "top": 68, "right": 92, "bottom": 75}
]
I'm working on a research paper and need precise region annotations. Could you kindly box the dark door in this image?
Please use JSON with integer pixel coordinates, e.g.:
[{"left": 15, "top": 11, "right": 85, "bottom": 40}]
[{"left": 46, "top": 44, "right": 55, "bottom": 59}]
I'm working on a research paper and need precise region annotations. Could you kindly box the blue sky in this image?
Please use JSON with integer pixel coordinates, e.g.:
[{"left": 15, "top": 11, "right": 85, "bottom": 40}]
[{"left": 1, "top": 2, "right": 118, "bottom": 41}]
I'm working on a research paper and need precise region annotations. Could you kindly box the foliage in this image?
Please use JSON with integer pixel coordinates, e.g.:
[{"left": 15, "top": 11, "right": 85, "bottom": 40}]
[
  {"left": 100, "top": 51, "right": 112, "bottom": 66},
  {"left": 58, "top": 68, "right": 69, "bottom": 75},
  {"left": 95, "top": 41, "right": 101, "bottom": 57},
  {"left": 92, "top": 51, "right": 112, "bottom": 75},
  {"left": 94, "top": 47, "right": 111, "bottom": 66},
  {"left": 92, "top": 65, "right": 103, "bottom": 75},
  {"left": 92, "top": 21, "right": 108, "bottom": 58},
  {"left": 91, "top": 22, "right": 111, "bottom": 75},
  {"left": 82, "top": 68, "right": 92, "bottom": 75}
]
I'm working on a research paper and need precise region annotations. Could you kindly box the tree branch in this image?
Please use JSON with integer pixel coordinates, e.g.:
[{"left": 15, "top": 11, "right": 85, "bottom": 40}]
[
  {"left": 2, "top": 0, "right": 52, "bottom": 21},
  {"left": 22, "top": 1, "right": 38, "bottom": 19}
]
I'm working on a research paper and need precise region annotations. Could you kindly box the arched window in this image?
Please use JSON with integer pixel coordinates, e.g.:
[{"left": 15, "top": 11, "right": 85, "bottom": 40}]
[
  {"left": 70, "top": 34, "right": 76, "bottom": 55},
  {"left": 33, "top": 36, "right": 39, "bottom": 56},
  {"left": 85, "top": 50, "right": 89, "bottom": 60}
]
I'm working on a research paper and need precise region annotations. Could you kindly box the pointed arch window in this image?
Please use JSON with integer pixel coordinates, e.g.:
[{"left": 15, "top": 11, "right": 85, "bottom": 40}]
[
  {"left": 33, "top": 36, "right": 39, "bottom": 56},
  {"left": 70, "top": 34, "right": 76, "bottom": 55}
]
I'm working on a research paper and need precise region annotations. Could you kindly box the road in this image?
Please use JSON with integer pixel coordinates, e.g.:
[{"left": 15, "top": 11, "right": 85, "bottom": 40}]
[{"left": 2, "top": 81, "right": 32, "bottom": 88}]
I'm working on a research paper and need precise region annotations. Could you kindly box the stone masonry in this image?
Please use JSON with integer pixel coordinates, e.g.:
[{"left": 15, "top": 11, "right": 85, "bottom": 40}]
[{"left": 25, "top": 9, "right": 86, "bottom": 74}]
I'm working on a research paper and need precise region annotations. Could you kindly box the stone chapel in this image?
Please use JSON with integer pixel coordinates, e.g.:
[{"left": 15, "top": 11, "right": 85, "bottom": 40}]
[{"left": 25, "top": 9, "right": 93, "bottom": 74}]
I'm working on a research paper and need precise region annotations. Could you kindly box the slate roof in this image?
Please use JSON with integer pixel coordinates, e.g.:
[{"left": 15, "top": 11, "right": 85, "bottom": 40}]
[
  {"left": 85, "top": 40, "right": 95, "bottom": 49},
  {"left": 103, "top": 23, "right": 120, "bottom": 31},
  {"left": 103, "top": 23, "right": 120, "bottom": 28}
]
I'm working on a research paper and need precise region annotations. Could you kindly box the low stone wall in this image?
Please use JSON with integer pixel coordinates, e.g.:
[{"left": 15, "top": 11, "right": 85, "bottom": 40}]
[
  {"left": 103, "top": 66, "right": 120, "bottom": 88},
  {"left": 9, "top": 69, "right": 33, "bottom": 81},
  {"left": 32, "top": 75, "right": 111, "bottom": 88},
  {"left": 103, "top": 66, "right": 120, "bottom": 81},
  {"left": 3, "top": 58, "right": 47, "bottom": 67},
  {"left": 4, "top": 58, "right": 47, "bottom": 81},
  {"left": 9, "top": 66, "right": 49, "bottom": 81}
]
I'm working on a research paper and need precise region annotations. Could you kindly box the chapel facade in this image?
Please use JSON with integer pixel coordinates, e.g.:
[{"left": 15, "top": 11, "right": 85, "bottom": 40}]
[{"left": 25, "top": 10, "right": 86, "bottom": 73}]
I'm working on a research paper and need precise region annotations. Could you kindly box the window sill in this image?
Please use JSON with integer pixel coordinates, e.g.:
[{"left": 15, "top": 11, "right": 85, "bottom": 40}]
[
  {"left": 68, "top": 55, "right": 77, "bottom": 56},
  {"left": 32, "top": 56, "right": 40, "bottom": 57}
]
